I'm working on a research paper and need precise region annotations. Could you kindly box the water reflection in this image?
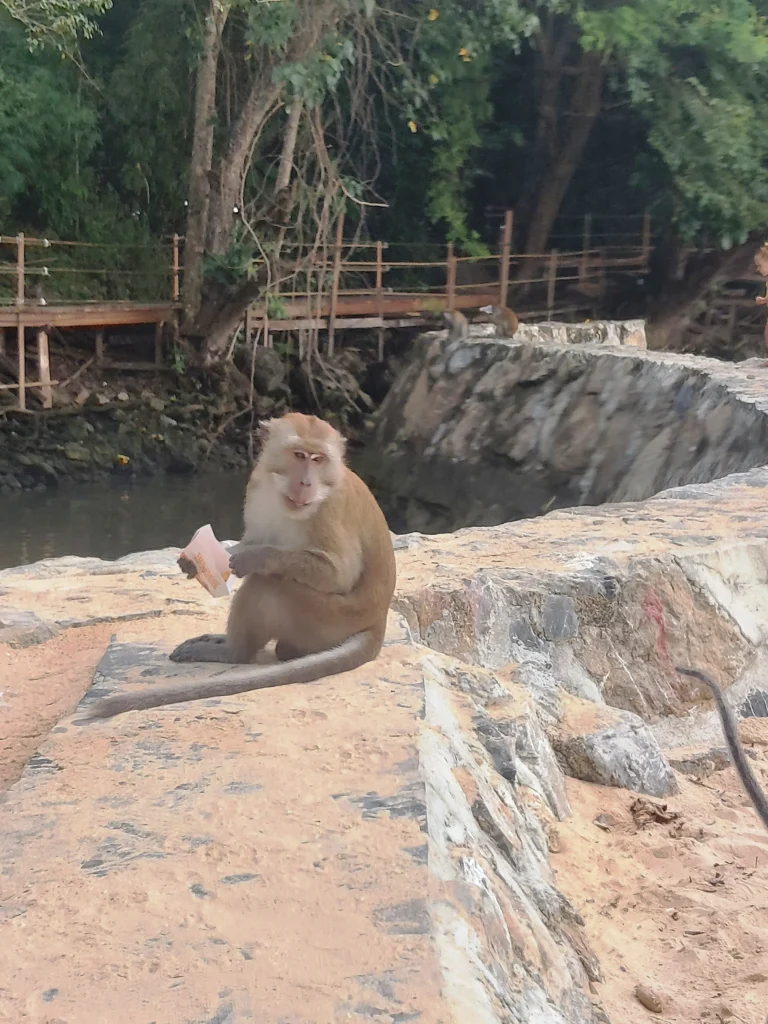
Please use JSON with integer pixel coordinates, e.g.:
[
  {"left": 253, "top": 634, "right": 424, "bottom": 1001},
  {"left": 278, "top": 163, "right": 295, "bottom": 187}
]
[{"left": 0, "top": 471, "right": 250, "bottom": 570}]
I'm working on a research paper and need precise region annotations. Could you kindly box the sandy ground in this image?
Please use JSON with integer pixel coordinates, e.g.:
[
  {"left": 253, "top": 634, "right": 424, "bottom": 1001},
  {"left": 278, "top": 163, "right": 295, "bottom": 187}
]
[
  {"left": 3, "top": 624, "right": 768, "bottom": 1024},
  {"left": 553, "top": 744, "right": 768, "bottom": 1024},
  {"left": 0, "top": 614, "right": 208, "bottom": 791},
  {"left": 0, "top": 617, "right": 441, "bottom": 1024}
]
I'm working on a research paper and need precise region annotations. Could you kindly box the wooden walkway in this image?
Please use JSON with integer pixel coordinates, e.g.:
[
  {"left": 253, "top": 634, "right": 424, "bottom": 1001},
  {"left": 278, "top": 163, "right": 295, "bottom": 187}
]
[{"left": 0, "top": 212, "right": 652, "bottom": 411}]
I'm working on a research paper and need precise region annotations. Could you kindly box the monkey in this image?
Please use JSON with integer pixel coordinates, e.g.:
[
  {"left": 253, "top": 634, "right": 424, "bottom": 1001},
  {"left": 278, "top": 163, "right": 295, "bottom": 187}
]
[
  {"left": 676, "top": 666, "right": 768, "bottom": 830},
  {"left": 441, "top": 309, "right": 469, "bottom": 343},
  {"left": 479, "top": 303, "right": 519, "bottom": 339},
  {"left": 753, "top": 242, "right": 768, "bottom": 360},
  {"left": 79, "top": 413, "right": 396, "bottom": 721}
]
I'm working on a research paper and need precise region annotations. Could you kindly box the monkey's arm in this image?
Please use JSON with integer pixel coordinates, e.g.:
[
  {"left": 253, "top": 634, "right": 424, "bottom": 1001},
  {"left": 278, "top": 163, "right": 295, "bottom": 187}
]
[{"left": 228, "top": 542, "right": 352, "bottom": 592}]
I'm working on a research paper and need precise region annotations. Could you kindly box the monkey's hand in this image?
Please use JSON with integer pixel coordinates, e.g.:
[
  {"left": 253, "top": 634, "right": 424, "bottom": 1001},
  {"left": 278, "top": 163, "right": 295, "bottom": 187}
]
[
  {"left": 177, "top": 554, "right": 198, "bottom": 580},
  {"left": 756, "top": 295, "right": 768, "bottom": 305},
  {"left": 229, "top": 542, "right": 349, "bottom": 592},
  {"left": 228, "top": 541, "right": 271, "bottom": 578}
]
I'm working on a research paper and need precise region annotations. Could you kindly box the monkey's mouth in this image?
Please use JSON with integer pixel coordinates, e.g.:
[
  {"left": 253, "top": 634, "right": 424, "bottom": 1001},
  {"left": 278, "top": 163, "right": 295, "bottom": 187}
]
[{"left": 284, "top": 495, "right": 312, "bottom": 511}]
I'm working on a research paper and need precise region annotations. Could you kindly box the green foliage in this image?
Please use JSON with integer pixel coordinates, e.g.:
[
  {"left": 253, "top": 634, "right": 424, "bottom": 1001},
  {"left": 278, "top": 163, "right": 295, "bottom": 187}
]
[
  {"left": 392, "top": 0, "right": 537, "bottom": 249},
  {"left": 6, "top": 0, "right": 768, "bottom": 301},
  {"left": 105, "top": 0, "right": 195, "bottom": 234},
  {"left": 0, "top": 11, "right": 101, "bottom": 227},
  {"left": 0, "top": 0, "right": 111, "bottom": 51},
  {"left": 578, "top": 0, "right": 768, "bottom": 242},
  {"left": 425, "top": 64, "right": 492, "bottom": 254}
]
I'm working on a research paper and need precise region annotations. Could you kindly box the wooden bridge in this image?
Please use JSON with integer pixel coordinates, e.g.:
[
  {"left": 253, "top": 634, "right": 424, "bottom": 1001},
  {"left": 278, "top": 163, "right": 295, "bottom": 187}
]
[{"left": 0, "top": 211, "right": 652, "bottom": 411}]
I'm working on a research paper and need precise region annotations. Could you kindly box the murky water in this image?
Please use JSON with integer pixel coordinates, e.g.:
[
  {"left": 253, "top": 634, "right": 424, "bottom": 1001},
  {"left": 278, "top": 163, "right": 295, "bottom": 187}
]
[{"left": 0, "top": 471, "right": 251, "bottom": 570}]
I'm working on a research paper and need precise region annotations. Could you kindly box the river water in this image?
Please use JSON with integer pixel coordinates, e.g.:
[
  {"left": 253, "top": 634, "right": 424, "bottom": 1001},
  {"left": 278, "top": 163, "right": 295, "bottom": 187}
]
[{"left": 0, "top": 471, "right": 252, "bottom": 570}]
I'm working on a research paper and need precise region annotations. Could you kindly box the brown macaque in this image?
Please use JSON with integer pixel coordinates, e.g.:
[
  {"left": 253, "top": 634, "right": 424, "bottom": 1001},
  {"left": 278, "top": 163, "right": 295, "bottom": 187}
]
[
  {"left": 480, "top": 304, "right": 519, "bottom": 339},
  {"left": 754, "top": 243, "right": 768, "bottom": 358},
  {"left": 80, "top": 413, "right": 396, "bottom": 721},
  {"left": 676, "top": 667, "right": 768, "bottom": 830},
  {"left": 441, "top": 309, "right": 469, "bottom": 343}
]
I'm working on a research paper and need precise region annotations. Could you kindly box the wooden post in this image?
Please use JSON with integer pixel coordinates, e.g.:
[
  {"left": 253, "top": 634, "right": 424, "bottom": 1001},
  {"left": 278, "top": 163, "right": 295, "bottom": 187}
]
[
  {"left": 0, "top": 328, "right": 5, "bottom": 356},
  {"left": 95, "top": 329, "right": 105, "bottom": 367},
  {"left": 376, "top": 240, "right": 385, "bottom": 361},
  {"left": 16, "top": 236, "right": 25, "bottom": 410},
  {"left": 154, "top": 321, "right": 163, "bottom": 366},
  {"left": 172, "top": 233, "right": 180, "bottom": 301},
  {"left": 16, "top": 321, "right": 25, "bottom": 411},
  {"left": 726, "top": 303, "right": 737, "bottom": 347},
  {"left": 499, "top": 210, "right": 513, "bottom": 306},
  {"left": 641, "top": 211, "right": 651, "bottom": 267},
  {"left": 327, "top": 210, "right": 345, "bottom": 357},
  {"left": 16, "top": 233, "right": 25, "bottom": 306},
  {"left": 579, "top": 213, "right": 592, "bottom": 285},
  {"left": 37, "top": 329, "right": 53, "bottom": 408},
  {"left": 264, "top": 311, "right": 271, "bottom": 351},
  {"left": 245, "top": 305, "right": 253, "bottom": 349},
  {"left": 446, "top": 241, "right": 456, "bottom": 310},
  {"left": 547, "top": 249, "right": 558, "bottom": 318}
]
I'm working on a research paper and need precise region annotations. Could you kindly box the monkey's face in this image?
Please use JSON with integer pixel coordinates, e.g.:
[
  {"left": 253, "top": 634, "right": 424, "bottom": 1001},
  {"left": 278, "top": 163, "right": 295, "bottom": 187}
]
[
  {"left": 259, "top": 413, "right": 346, "bottom": 519},
  {"left": 270, "top": 446, "right": 341, "bottom": 518}
]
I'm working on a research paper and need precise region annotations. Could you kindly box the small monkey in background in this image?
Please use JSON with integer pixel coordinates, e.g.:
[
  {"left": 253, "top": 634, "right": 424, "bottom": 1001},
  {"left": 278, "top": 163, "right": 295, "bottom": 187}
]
[
  {"left": 479, "top": 304, "right": 519, "bottom": 339},
  {"left": 753, "top": 241, "right": 768, "bottom": 359},
  {"left": 676, "top": 666, "right": 768, "bottom": 830},
  {"left": 80, "top": 413, "right": 396, "bottom": 721},
  {"left": 441, "top": 309, "right": 469, "bottom": 343}
]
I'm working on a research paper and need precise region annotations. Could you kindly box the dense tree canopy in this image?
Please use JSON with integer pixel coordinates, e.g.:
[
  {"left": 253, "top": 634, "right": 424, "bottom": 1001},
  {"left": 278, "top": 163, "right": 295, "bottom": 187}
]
[{"left": 2, "top": 0, "right": 768, "bottom": 355}]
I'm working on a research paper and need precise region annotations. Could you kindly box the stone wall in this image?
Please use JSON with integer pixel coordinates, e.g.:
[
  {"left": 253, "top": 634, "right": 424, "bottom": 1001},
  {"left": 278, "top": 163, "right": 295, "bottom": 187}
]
[
  {"left": 3, "top": 463, "right": 768, "bottom": 1020},
  {"left": 368, "top": 325, "right": 768, "bottom": 533}
]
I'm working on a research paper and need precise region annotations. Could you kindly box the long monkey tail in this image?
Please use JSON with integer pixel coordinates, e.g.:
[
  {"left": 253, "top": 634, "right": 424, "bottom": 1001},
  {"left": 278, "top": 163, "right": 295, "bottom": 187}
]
[
  {"left": 676, "top": 665, "right": 768, "bottom": 830},
  {"left": 77, "top": 631, "right": 375, "bottom": 723}
]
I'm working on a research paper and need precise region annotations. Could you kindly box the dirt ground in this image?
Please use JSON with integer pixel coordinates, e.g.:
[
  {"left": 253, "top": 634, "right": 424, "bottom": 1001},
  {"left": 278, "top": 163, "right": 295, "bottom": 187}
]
[
  {"left": 554, "top": 744, "right": 768, "bottom": 1024},
  {"left": 3, "top": 626, "right": 768, "bottom": 1024}
]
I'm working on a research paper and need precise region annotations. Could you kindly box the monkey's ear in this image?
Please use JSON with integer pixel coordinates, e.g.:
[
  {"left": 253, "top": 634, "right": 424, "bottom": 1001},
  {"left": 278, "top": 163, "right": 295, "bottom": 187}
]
[{"left": 256, "top": 418, "right": 277, "bottom": 440}]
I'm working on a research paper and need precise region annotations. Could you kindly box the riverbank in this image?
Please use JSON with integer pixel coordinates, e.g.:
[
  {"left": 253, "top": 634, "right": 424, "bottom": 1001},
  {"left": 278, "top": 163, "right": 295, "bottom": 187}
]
[{"left": 0, "top": 336, "right": 399, "bottom": 494}]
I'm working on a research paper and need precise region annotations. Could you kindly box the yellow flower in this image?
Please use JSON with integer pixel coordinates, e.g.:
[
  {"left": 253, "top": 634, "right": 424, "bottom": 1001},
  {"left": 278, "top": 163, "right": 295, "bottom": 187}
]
[
  {"left": 408, "top": 119, "right": 418, "bottom": 132},
  {"left": 428, "top": 8, "right": 439, "bottom": 20},
  {"left": 115, "top": 454, "right": 130, "bottom": 466},
  {"left": 458, "top": 46, "right": 472, "bottom": 61},
  {"left": 429, "top": 73, "right": 439, "bottom": 85}
]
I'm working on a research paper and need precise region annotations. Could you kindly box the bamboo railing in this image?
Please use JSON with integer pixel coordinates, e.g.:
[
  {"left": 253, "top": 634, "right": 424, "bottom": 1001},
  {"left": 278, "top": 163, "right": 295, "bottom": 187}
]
[{"left": 0, "top": 211, "right": 651, "bottom": 410}]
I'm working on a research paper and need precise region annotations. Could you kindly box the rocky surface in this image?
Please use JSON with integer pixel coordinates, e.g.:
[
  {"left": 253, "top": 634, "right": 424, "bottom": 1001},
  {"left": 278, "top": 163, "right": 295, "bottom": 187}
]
[
  {"left": 2, "top": 456, "right": 768, "bottom": 1021},
  {"left": 368, "top": 329, "right": 768, "bottom": 532},
  {"left": 480, "top": 318, "right": 647, "bottom": 349}
]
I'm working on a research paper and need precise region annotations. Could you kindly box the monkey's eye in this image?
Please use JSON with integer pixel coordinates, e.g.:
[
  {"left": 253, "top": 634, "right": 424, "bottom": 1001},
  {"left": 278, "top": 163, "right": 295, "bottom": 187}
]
[
  {"left": 294, "top": 450, "right": 307, "bottom": 460},
  {"left": 311, "top": 453, "right": 325, "bottom": 463}
]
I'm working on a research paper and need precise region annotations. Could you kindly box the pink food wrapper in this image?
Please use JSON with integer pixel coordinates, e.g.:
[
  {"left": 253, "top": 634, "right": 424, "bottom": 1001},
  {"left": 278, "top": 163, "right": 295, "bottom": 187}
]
[{"left": 179, "top": 524, "right": 236, "bottom": 598}]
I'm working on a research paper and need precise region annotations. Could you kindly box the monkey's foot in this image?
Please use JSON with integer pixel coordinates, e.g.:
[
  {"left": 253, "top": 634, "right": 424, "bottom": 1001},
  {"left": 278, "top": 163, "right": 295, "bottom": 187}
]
[
  {"left": 275, "top": 640, "right": 304, "bottom": 662},
  {"left": 169, "top": 634, "right": 233, "bottom": 664}
]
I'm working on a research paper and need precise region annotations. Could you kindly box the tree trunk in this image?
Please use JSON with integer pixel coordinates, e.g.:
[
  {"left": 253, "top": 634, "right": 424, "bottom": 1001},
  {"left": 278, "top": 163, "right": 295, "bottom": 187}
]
[
  {"left": 648, "top": 235, "right": 762, "bottom": 349},
  {"left": 205, "top": 77, "right": 283, "bottom": 256},
  {"left": 182, "top": 0, "right": 342, "bottom": 362},
  {"left": 181, "top": 0, "right": 229, "bottom": 331},
  {"left": 202, "top": 103, "right": 307, "bottom": 364},
  {"left": 514, "top": 15, "right": 571, "bottom": 240},
  {"left": 276, "top": 98, "right": 303, "bottom": 193},
  {"left": 204, "top": 2, "right": 334, "bottom": 263},
  {"left": 517, "top": 49, "right": 605, "bottom": 272}
]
